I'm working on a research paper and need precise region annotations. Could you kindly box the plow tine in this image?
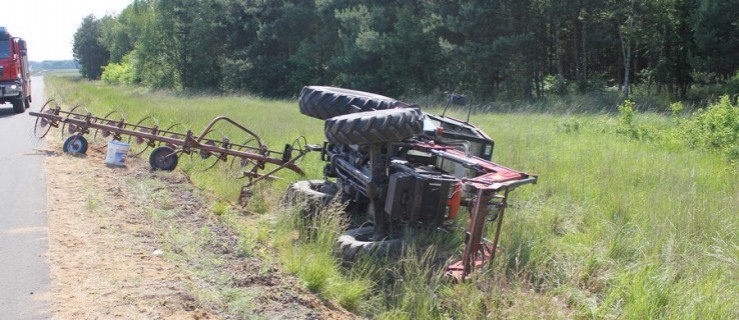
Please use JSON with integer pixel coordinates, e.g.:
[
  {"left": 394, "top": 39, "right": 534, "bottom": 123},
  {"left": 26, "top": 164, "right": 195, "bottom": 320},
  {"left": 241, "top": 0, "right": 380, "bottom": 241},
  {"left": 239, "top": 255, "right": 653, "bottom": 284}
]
[
  {"left": 60, "top": 104, "right": 90, "bottom": 140},
  {"left": 92, "top": 110, "right": 126, "bottom": 147},
  {"left": 227, "top": 138, "right": 260, "bottom": 179},
  {"left": 203, "top": 154, "right": 227, "bottom": 171},
  {"left": 33, "top": 99, "right": 58, "bottom": 139},
  {"left": 159, "top": 122, "right": 188, "bottom": 148},
  {"left": 126, "top": 115, "right": 159, "bottom": 156},
  {"left": 191, "top": 129, "right": 229, "bottom": 172}
]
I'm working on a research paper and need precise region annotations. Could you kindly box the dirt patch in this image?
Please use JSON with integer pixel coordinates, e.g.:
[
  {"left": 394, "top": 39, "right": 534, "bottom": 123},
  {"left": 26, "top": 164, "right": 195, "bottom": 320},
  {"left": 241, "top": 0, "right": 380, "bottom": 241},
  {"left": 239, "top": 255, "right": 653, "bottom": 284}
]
[{"left": 44, "top": 137, "right": 353, "bottom": 319}]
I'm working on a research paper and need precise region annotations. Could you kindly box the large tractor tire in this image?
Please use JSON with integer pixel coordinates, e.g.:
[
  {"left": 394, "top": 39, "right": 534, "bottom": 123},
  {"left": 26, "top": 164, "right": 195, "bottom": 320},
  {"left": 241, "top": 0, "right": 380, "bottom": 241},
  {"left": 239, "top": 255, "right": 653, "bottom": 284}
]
[
  {"left": 337, "top": 226, "right": 403, "bottom": 262},
  {"left": 283, "top": 180, "right": 337, "bottom": 217},
  {"left": 299, "top": 86, "right": 404, "bottom": 120},
  {"left": 325, "top": 108, "right": 423, "bottom": 145}
]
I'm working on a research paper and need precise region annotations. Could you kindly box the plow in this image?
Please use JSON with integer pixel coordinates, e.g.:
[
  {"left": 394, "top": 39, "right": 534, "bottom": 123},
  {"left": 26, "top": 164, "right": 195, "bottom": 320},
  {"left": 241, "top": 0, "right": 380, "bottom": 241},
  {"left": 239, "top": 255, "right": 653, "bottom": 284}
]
[
  {"left": 30, "top": 86, "right": 537, "bottom": 282},
  {"left": 30, "top": 99, "right": 320, "bottom": 205}
]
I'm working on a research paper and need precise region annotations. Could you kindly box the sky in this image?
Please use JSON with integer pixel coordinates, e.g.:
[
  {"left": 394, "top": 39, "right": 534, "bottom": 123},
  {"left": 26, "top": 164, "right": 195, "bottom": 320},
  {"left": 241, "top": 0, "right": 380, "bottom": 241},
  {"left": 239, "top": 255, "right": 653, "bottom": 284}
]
[{"left": 0, "top": 0, "right": 134, "bottom": 61}]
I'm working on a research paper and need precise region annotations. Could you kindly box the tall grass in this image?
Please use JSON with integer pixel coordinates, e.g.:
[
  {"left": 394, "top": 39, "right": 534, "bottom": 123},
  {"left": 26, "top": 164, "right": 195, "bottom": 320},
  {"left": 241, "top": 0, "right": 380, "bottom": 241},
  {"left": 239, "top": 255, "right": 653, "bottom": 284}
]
[{"left": 45, "top": 74, "right": 737, "bottom": 319}]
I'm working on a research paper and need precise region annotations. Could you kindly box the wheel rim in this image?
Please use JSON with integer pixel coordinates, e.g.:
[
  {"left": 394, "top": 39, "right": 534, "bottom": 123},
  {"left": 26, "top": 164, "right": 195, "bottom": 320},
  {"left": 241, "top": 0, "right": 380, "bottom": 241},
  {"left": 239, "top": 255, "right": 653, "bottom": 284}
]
[
  {"left": 70, "top": 140, "right": 83, "bottom": 152},
  {"left": 66, "top": 136, "right": 87, "bottom": 153},
  {"left": 154, "top": 149, "right": 177, "bottom": 169}
]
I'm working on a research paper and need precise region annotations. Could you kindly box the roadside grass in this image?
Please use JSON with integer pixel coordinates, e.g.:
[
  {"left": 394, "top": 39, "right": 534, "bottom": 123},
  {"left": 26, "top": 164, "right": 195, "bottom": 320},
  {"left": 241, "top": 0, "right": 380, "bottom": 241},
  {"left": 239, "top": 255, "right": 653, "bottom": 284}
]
[
  {"left": 128, "top": 172, "right": 265, "bottom": 319},
  {"left": 45, "top": 74, "right": 737, "bottom": 319}
]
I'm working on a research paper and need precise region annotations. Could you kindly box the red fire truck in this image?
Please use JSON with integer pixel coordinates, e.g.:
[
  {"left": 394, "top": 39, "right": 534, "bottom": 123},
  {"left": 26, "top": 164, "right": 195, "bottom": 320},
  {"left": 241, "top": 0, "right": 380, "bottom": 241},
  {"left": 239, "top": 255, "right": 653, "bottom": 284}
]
[{"left": 0, "top": 27, "right": 31, "bottom": 113}]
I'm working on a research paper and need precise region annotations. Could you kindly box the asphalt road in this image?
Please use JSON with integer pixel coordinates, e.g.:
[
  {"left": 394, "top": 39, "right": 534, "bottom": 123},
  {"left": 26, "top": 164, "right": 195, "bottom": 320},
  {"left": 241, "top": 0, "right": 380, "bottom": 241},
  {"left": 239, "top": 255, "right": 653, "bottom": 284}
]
[{"left": 0, "top": 75, "right": 51, "bottom": 318}]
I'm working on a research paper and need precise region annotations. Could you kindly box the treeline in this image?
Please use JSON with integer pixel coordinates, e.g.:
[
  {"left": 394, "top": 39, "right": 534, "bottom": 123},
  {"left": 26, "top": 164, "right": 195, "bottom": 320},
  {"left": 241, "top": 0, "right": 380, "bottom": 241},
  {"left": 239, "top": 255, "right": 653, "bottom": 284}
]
[
  {"left": 30, "top": 60, "right": 78, "bottom": 71},
  {"left": 73, "top": 0, "right": 738, "bottom": 102}
]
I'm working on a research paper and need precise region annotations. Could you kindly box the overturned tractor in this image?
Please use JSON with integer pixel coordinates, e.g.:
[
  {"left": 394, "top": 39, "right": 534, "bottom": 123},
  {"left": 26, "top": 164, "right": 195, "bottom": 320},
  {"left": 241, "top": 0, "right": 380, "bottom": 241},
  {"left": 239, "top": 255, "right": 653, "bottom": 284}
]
[{"left": 285, "top": 86, "right": 537, "bottom": 281}]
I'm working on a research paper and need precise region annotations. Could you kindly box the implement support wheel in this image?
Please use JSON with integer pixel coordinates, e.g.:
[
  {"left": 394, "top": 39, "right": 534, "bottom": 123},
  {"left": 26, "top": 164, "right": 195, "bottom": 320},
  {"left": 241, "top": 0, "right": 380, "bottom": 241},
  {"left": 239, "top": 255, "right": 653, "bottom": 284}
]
[
  {"left": 62, "top": 135, "right": 88, "bottom": 154},
  {"left": 149, "top": 146, "right": 179, "bottom": 171}
]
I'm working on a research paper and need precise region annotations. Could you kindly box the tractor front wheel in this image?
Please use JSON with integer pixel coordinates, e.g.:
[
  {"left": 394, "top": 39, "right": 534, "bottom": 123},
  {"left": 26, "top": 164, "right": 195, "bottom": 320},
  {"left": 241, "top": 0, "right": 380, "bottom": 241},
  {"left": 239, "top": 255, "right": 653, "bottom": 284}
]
[
  {"left": 283, "top": 180, "right": 337, "bottom": 218},
  {"left": 337, "top": 226, "right": 403, "bottom": 262}
]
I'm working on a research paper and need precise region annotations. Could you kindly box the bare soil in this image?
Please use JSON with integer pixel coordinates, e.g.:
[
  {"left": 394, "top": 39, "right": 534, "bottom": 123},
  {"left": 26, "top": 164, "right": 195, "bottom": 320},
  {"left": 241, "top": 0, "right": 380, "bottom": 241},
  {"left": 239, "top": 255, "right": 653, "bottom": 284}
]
[{"left": 44, "top": 137, "right": 353, "bottom": 319}]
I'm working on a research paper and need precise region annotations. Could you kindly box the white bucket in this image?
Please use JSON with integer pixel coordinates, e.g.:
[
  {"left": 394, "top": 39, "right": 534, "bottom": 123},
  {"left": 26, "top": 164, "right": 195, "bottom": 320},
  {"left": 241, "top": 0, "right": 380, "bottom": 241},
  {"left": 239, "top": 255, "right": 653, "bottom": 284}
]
[{"left": 105, "top": 140, "right": 130, "bottom": 166}]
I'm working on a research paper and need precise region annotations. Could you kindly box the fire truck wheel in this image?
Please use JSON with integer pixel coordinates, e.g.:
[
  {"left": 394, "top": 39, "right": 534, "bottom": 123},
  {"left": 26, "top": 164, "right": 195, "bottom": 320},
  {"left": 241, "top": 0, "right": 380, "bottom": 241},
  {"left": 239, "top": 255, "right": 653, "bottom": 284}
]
[
  {"left": 11, "top": 97, "right": 26, "bottom": 114},
  {"left": 25, "top": 96, "right": 31, "bottom": 109},
  {"left": 283, "top": 180, "right": 337, "bottom": 217},
  {"left": 337, "top": 226, "right": 403, "bottom": 262},
  {"left": 62, "top": 135, "right": 88, "bottom": 154},
  {"left": 325, "top": 108, "right": 423, "bottom": 145},
  {"left": 299, "top": 86, "right": 404, "bottom": 120},
  {"left": 149, "top": 146, "right": 179, "bottom": 171}
]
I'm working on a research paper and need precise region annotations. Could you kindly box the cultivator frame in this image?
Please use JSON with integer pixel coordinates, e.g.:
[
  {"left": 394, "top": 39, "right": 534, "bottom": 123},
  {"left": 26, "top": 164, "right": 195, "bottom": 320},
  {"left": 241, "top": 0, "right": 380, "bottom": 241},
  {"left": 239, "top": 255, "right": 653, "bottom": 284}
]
[{"left": 30, "top": 99, "right": 320, "bottom": 204}]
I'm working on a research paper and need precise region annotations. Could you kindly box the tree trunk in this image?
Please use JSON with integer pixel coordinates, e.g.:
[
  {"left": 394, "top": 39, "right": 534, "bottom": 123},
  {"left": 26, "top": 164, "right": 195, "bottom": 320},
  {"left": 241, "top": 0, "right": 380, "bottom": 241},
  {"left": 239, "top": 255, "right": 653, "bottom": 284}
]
[
  {"left": 619, "top": 0, "right": 635, "bottom": 98},
  {"left": 555, "top": 25, "right": 564, "bottom": 79},
  {"left": 573, "top": 17, "right": 581, "bottom": 81},
  {"left": 582, "top": 11, "right": 587, "bottom": 82},
  {"left": 619, "top": 28, "right": 631, "bottom": 97}
]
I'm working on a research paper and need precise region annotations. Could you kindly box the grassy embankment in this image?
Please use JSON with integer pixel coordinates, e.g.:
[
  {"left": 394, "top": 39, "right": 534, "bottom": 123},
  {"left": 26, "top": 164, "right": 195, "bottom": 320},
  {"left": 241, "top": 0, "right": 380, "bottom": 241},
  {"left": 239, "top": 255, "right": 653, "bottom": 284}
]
[{"left": 45, "top": 73, "right": 737, "bottom": 319}]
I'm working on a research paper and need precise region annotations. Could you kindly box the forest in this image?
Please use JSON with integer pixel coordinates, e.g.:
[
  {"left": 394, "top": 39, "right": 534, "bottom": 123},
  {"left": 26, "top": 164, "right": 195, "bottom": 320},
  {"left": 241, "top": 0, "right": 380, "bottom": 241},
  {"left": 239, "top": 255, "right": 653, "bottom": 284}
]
[{"left": 73, "top": 0, "right": 738, "bottom": 106}]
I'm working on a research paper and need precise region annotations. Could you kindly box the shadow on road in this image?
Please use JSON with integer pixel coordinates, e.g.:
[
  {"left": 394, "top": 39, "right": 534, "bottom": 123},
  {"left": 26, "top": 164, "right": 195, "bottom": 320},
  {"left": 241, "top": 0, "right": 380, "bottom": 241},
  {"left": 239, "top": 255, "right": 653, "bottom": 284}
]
[{"left": 0, "top": 105, "right": 23, "bottom": 118}]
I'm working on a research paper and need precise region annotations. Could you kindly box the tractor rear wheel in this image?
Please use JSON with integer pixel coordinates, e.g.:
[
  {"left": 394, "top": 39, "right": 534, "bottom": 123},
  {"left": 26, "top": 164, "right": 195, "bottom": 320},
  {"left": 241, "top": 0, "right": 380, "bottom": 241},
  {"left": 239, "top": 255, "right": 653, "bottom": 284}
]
[
  {"left": 325, "top": 108, "right": 423, "bottom": 145},
  {"left": 299, "top": 86, "right": 404, "bottom": 120}
]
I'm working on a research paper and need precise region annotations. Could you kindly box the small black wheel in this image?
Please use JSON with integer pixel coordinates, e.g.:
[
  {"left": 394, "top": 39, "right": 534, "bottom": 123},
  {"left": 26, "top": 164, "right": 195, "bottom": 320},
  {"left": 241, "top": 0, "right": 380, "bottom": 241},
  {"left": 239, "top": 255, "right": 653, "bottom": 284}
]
[
  {"left": 337, "top": 226, "right": 403, "bottom": 262},
  {"left": 62, "top": 135, "right": 88, "bottom": 154},
  {"left": 149, "top": 146, "right": 179, "bottom": 171}
]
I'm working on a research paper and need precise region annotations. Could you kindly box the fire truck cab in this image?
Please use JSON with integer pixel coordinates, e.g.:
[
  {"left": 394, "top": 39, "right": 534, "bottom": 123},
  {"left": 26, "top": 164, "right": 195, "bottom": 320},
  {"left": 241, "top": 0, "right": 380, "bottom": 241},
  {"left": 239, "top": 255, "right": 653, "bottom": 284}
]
[{"left": 0, "top": 27, "right": 31, "bottom": 114}]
